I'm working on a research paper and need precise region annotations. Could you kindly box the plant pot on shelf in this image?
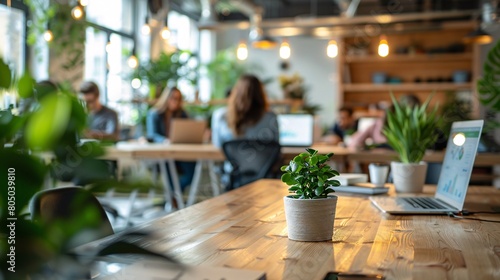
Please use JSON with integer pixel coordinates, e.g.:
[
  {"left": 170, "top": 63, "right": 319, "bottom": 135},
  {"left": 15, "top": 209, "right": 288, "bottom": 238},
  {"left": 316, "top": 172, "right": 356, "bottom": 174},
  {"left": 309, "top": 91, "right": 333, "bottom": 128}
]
[
  {"left": 284, "top": 195, "right": 338, "bottom": 242},
  {"left": 391, "top": 161, "right": 428, "bottom": 193}
]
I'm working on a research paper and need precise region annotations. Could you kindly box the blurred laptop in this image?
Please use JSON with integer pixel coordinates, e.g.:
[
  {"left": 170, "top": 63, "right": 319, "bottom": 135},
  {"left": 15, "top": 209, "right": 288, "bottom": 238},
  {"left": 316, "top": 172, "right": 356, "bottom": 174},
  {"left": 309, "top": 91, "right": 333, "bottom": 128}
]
[
  {"left": 277, "top": 114, "right": 314, "bottom": 147},
  {"left": 370, "top": 120, "right": 484, "bottom": 214},
  {"left": 169, "top": 119, "right": 207, "bottom": 144}
]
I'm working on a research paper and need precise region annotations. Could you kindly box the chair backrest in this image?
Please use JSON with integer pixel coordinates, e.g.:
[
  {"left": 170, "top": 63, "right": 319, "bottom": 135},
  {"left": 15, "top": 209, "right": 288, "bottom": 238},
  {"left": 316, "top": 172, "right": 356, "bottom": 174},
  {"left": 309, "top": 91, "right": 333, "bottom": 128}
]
[
  {"left": 29, "top": 186, "right": 114, "bottom": 249},
  {"left": 222, "top": 139, "right": 281, "bottom": 190}
]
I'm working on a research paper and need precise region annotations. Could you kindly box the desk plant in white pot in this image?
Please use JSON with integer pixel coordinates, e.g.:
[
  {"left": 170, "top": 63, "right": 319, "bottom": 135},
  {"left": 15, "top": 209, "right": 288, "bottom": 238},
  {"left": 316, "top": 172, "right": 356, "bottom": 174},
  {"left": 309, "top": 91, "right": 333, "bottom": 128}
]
[
  {"left": 383, "top": 93, "right": 440, "bottom": 193},
  {"left": 281, "top": 148, "right": 340, "bottom": 241}
]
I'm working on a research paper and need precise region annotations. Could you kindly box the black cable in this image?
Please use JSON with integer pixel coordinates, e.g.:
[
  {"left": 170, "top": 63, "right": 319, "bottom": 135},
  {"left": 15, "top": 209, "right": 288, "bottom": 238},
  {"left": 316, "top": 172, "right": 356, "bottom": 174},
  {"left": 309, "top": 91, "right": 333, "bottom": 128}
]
[
  {"left": 461, "top": 209, "right": 500, "bottom": 215},
  {"left": 447, "top": 212, "right": 500, "bottom": 223}
]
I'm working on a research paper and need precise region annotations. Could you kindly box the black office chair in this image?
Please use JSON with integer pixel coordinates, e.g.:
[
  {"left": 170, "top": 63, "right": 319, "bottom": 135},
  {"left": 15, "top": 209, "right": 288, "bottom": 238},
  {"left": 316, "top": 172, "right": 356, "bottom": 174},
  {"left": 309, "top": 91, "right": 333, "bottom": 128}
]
[
  {"left": 222, "top": 139, "right": 281, "bottom": 190},
  {"left": 29, "top": 186, "right": 114, "bottom": 250}
]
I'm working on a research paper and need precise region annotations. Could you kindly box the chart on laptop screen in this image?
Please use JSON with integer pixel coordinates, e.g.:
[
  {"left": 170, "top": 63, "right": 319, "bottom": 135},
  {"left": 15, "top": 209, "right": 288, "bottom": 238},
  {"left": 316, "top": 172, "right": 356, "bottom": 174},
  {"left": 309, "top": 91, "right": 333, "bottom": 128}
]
[{"left": 436, "top": 126, "right": 482, "bottom": 201}]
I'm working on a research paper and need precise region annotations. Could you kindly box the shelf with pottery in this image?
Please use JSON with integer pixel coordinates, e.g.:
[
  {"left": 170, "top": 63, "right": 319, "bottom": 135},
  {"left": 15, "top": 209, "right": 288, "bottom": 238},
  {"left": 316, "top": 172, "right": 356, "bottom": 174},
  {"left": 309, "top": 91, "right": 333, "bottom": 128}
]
[{"left": 342, "top": 82, "right": 473, "bottom": 92}]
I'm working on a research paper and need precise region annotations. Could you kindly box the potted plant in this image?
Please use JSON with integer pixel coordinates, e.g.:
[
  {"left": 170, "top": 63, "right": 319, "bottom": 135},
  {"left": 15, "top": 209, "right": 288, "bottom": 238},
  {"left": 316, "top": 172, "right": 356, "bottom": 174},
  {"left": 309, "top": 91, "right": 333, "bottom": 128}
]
[
  {"left": 383, "top": 93, "right": 440, "bottom": 193},
  {"left": 280, "top": 148, "right": 340, "bottom": 241}
]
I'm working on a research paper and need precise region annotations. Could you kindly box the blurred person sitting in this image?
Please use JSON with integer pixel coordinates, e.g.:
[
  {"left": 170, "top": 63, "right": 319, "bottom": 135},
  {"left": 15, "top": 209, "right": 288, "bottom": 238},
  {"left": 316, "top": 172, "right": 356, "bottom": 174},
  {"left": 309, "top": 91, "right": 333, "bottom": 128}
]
[
  {"left": 211, "top": 74, "right": 280, "bottom": 189},
  {"left": 79, "top": 81, "right": 119, "bottom": 142},
  {"left": 323, "top": 106, "right": 359, "bottom": 146},
  {"left": 348, "top": 94, "right": 421, "bottom": 150},
  {"left": 146, "top": 86, "right": 196, "bottom": 192}
]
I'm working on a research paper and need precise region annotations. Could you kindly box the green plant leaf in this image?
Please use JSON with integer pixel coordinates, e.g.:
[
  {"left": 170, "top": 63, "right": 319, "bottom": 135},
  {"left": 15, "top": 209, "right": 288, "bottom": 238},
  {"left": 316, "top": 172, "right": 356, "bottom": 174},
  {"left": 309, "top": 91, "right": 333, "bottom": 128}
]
[
  {"left": 18, "top": 73, "right": 35, "bottom": 98},
  {"left": 25, "top": 93, "right": 71, "bottom": 150},
  {"left": 0, "top": 60, "right": 12, "bottom": 89}
]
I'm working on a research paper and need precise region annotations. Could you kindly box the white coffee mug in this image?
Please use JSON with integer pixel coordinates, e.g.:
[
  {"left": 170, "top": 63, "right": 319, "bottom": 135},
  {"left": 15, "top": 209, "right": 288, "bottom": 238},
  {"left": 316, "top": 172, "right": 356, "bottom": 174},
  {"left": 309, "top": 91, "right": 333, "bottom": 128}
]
[{"left": 368, "top": 163, "right": 390, "bottom": 187}]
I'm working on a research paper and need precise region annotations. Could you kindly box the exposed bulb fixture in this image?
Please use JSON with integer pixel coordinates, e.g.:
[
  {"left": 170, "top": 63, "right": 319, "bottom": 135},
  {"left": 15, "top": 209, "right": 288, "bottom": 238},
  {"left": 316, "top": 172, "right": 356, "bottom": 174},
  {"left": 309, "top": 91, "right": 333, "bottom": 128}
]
[
  {"left": 131, "top": 78, "right": 142, "bottom": 89},
  {"left": 161, "top": 27, "right": 171, "bottom": 40},
  {"left": 279, "top": 40, "right": 291, "bottom": 60},
  {"left": 236, "top": 41, "right": 248, "bottom": 61},
  {"left": 43, "top": 30, "right": 53, "bottom": 42},
  {"left": 141, "top": 17, "right": 151, "bottom": 35},
  {"left": 105, "top": 41, "right": 112, "bottom": 53},
  {"left": 79, "top": 0, "right": 89, "bottom": 6},
  {"left": 326, "top": 40, "right": 338, "bottom": 58},
  {"left": 463, "top": 26, "right": 493, "bottom": 45},
  {"left": 127, "top": 55, "right": 138, "bottom": 68},
  {"left": 378, "top": 35, "right": 389, "bottom": 57},
  {"left": 71, "top": 4, "right": 84, "bottom": 20}
]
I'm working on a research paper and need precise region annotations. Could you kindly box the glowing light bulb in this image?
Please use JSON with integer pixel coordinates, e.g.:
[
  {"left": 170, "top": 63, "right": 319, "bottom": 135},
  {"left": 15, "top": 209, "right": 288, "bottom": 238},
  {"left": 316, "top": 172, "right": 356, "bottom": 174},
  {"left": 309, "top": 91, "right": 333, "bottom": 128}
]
[
  {"left": 378, "top": 36, "right": 389, "bottom": 57},
  {"left": 105, "top": 41, "right": 112, "bottom": 53},
  {"left": 327, "top": 40, "right": 338, "bottom": 58},
  {"left": 71, "top": 5, "right": 84, "bottom": 20},
  {"left": 161, "top": 27, "right": 171, "bottom": 40},
  {"left": 453, "top": 133, "right": 466, "bottom": 146},
  {"left": 80, "top": 0, "right": 89, "bottom": 6},
  {"left": 43, "top": 30, "right": 53, "bottom": 42},
  {"left": 127, "top": 55, "right": 138, "bottom": 68},
  {"left": 141, "top": 24, "right": 151, "bottom": 35},
  {"left": 279, "top": 40, "right": 291, "bottom": 60},
  {"left": 131, "top": 78, "right": 142, "bottom": 89},
  {"left": 236, "top": 41, "right": 248, "bottom": 61}
]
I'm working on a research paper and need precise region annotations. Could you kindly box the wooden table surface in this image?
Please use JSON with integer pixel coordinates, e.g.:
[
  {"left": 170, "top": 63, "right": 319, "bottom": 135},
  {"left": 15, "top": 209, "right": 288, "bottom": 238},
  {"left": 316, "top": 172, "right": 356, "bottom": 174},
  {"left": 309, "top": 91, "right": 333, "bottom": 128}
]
[{"left": 85, "top": 179, "right": 500, "bottom": 280}]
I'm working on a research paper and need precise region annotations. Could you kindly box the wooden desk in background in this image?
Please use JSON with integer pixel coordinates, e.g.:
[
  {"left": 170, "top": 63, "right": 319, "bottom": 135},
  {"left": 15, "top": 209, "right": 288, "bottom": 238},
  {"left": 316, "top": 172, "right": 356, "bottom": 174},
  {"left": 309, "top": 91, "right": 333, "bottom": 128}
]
[{"left": 81, "top": 179, "right": 500, "bottom": 280}]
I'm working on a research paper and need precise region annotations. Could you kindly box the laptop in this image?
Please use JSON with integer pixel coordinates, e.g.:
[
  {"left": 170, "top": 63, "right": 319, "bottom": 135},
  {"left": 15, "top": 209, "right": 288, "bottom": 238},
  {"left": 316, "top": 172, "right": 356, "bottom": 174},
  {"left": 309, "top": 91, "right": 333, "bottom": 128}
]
[
  {"left": 277, "top": 114, "right": 314, "bottom": 147},
  {"left": 169, "top": 119, "right": 207, "bottom": 144},
  {"left": 370, "top": 120, "right": 484, "bottom": 214}
]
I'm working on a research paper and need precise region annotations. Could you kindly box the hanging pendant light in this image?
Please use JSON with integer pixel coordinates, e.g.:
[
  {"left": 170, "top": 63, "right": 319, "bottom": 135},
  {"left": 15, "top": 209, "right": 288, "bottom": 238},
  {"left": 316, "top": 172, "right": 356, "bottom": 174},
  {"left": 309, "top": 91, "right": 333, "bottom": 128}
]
[
  {"left": 141, "top": 16, "right": 151, "bottom": 35},
  {"left": 280, "top": 40, "right": 291, "bottom": 60},
  {"left": 43, "top": 30, "right": 53, "bottom": 42},
  {"left": 463, "top": 26, "right": 493, "bottom": 45},
  {"left": 378, "top": 35, "right": 389, "bottom": 57},
  {"left": 236, "top": 41, "right": 248, "bottom": 61},
  {"left": 326, "top": 40, "right": 338, "bottom": 58},
  {"left": 71, "top": 2, "right": 85, "bottom": 20}
]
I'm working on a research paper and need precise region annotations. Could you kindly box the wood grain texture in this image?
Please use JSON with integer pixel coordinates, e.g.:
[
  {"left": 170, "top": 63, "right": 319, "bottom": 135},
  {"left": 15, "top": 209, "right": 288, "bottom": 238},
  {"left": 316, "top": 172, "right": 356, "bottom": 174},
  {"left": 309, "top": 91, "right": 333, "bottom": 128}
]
[{"left": 82, "top": 180, "right": 500, "bottom": 280}]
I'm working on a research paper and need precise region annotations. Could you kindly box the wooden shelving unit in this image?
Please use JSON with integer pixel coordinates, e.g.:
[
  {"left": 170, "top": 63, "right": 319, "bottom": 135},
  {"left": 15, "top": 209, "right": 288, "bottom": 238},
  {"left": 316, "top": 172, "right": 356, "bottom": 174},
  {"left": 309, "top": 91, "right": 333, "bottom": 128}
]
[{"left": 338, "top": 24, "right": 480, "bottom": 114}]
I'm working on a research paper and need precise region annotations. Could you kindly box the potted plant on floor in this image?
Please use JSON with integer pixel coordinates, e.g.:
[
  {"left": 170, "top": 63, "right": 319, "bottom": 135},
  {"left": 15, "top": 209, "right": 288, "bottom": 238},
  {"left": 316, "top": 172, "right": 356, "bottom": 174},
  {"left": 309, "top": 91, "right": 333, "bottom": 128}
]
[
  {"left": 383, "top": 93, "right": 440, "bottom": 193},
  {"left": 281, "top": 148, "right": 340, "bottom": 241}
]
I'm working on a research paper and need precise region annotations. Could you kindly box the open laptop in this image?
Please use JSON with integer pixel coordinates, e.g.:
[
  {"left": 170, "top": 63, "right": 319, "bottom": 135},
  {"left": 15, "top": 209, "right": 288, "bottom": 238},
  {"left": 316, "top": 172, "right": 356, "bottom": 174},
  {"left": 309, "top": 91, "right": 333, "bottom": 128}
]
[
  {"left": 370, "top": 120, "right": 484, "bottom": 214},
  {"left": 277, "top": 114, "right": 314, "bottom": 147},
  {"left": 169, "top": 119, "right": 207, "bottom": 144}
]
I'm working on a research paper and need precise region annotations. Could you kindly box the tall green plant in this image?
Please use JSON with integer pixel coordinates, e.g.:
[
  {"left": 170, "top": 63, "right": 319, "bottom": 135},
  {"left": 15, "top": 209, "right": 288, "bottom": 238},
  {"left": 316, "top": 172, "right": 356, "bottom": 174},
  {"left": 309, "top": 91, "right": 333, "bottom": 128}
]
[
  {"left": 204, "top": 48, "right": 249, "bottom": 99},
  {"left": 383, "top": 93, "right": 440, "bottom": 163},
  {"left": 477, "top": 39, "right": 500, "bottom": 130}
]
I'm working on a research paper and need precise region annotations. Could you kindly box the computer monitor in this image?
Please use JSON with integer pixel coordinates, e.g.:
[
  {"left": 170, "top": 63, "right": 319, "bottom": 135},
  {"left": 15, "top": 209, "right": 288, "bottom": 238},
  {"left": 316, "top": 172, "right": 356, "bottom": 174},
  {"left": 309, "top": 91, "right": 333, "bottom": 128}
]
[{"left": 277, "top": 114, "right": 314, "bottom": 147}]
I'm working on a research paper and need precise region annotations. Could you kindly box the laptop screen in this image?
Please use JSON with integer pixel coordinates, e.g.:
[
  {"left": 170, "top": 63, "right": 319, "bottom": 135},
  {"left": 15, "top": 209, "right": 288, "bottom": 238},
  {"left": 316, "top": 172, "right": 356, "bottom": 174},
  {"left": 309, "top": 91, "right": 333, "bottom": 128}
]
[
  {"left": 435, "top": 120, "right": 484, "bottom": 209},
  {"left": 277, "top": 114, "right": 314, "bottom": 147}
]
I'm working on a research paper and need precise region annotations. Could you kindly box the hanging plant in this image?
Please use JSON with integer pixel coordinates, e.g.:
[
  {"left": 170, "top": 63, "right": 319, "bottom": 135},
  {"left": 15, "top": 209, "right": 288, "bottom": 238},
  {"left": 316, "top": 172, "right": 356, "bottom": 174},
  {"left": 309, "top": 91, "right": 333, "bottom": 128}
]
[{"left": 25, "top": 0, "right": 88, "bottom": 71}]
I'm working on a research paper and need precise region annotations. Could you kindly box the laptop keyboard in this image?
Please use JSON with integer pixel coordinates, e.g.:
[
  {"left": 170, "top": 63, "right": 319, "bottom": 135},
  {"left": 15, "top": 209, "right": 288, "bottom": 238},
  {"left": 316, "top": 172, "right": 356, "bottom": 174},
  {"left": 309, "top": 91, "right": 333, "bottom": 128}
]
[{"left": 403, "top": 197, "right": 447, "bottom": 209}]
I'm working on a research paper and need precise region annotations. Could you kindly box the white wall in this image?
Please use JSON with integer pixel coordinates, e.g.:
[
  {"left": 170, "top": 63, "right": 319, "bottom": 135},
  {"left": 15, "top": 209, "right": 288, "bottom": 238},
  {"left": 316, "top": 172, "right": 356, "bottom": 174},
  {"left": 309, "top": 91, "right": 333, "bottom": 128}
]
[{"left": 215, "top": 29, "right": 339, "bottom": 129}]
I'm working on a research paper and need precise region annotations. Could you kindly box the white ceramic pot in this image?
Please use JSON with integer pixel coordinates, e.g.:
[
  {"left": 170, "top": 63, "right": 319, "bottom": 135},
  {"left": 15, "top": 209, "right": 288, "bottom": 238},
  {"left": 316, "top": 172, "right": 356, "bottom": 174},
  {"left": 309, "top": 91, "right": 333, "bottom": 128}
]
[
  {"left": 391, "top": 161, "right": 428, "bottom": 193},
  {"left": 283, "top": 196, "right": 337, "bottom": 242}
]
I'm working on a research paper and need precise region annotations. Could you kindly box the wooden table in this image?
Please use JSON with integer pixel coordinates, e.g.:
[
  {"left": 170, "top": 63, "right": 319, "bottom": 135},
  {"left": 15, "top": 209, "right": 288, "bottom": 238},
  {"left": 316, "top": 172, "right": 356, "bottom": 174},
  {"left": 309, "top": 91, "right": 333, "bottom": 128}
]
[{"left": 83, "top": 179, "right": 500, "bottom": 280}]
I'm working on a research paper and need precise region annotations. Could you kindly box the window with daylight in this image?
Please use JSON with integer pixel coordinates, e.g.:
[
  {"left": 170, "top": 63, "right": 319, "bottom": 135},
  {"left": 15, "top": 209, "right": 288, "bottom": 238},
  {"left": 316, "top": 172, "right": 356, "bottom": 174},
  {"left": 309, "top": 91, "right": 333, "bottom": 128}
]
[{"left": 0, "top": 3, "right": 27, "bottom": 77}]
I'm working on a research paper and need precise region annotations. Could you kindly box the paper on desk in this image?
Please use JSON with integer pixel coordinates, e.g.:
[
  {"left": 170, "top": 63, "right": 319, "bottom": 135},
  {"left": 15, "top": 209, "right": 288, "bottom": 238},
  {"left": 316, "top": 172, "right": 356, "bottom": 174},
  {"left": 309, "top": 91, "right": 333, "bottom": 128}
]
[{"left": 99, "top": 260, "right": 266, "bottom": 280}]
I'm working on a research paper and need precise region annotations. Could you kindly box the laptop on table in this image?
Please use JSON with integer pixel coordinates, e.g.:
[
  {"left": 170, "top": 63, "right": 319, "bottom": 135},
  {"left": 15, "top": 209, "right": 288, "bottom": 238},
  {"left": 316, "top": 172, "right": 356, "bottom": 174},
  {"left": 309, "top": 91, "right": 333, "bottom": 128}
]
[
  {"left": 277, "top": 114, "right": 314, "bottom": 147},
  {"left": 370, "top": 120, "right": 484, "bottom": 214},
  {"left": 169, "top": 119, "right": 207, "bottom": 144}
]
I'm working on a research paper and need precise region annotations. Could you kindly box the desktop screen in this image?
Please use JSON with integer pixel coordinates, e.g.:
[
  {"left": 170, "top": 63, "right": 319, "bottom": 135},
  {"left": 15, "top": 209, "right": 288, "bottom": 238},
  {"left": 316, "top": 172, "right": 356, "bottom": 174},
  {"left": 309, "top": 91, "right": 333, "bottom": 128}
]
[{"left": 277, "top": 114, "right": 314, "bottom": 147}]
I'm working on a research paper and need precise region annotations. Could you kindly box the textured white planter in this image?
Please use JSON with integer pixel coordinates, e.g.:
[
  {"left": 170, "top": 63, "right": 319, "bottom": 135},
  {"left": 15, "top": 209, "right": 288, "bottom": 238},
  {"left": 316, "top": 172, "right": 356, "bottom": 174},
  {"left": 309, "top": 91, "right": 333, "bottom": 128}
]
[
  {"left": 391, "top": 161, "right": 428, "bottom": 193},
  {"left": 283, "top": 196, "right": 337, "bottom": 242}
]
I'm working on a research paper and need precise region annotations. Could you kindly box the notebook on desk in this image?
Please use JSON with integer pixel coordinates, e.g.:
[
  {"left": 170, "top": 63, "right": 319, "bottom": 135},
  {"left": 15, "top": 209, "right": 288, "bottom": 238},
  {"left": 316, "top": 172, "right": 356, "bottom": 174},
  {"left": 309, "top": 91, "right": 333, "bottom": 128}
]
[
  {"left": 370, "top": 120, "right": 484, "bottom": 214},
  {"left": 169, "top": 119, "right": 207, "bottom": 144},
  {"left": 277, "top": 114, "right": 314, "bottom": 147}
]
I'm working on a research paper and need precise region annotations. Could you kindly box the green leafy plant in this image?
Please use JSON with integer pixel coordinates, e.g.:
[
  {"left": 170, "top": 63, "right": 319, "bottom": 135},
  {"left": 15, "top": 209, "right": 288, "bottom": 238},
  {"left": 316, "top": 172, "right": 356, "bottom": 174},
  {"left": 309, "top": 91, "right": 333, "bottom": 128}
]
[
  {"left": 280, "top": 148, "right": 340, "bottom": 199},
  {"left": 477, "top": 39, "right": 500, "bottom": 130},
  {"left": 383, "top": 93, "right": 440, "bottom": 163},
  {"left": 132, "top": 50, "right": 198, "bottom": 98}
]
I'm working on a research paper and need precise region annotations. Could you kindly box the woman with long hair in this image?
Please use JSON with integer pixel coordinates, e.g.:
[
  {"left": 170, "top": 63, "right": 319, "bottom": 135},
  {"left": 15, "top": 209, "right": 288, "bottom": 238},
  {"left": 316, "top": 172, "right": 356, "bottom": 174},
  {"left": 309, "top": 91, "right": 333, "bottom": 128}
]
[
  {"left": 146, "top": 86, "right": 195, "bottom": 192},
  {"left": 212, "top": 74, "right": 279, "bottom": 147}
]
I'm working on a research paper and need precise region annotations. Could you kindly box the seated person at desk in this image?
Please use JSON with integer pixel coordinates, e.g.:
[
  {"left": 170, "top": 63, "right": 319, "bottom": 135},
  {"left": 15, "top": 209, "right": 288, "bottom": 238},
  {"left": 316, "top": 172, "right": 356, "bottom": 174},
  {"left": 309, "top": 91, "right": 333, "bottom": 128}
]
[
  {"left": 211, "top": 74, "right": 279, "bottom": 147},
  {"left": 323, "top": 106, "right": 358, "bottom": 145},
  {"left": 212, "top": 74, "right": 280, "bottom": 189},
  {"left": 146, "top": 86, "right": 195, "bottom": 191},
  {"left": 348, "top": 94, "right": 421, "bottom": 150},
  {"left": 80, "top": 81, "right": 119, "bottom": 142}
]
